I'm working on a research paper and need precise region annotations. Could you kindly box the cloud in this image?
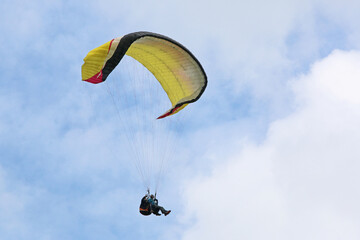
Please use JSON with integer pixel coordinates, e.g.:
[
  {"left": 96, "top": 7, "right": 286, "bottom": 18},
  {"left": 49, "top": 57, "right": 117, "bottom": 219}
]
[{"left": 179, "top": 50, "right": 360, "bottom": 240}]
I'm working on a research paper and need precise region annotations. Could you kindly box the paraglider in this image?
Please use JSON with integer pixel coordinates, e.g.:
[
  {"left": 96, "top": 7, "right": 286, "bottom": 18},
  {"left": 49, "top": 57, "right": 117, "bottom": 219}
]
[
  {"left": 139, "top": 190, "right": 171, "bottom": 216},
  {"left": 81, "top": 31, "right": 207, "bottom": 215}
]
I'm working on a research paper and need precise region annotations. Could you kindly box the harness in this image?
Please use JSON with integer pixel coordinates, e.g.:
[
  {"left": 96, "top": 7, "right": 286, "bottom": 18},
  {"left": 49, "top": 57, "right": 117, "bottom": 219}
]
[{"left": 139, "top": 196, "right": 151, "bottom": 216}]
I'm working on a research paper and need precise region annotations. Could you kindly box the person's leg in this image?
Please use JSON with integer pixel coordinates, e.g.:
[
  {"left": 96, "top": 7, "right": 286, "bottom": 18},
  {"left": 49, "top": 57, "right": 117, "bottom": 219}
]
[
  {"left": 152, "top": 206, "right": 161, "bottom": 216},
  {"left": 158, "top": 206, "right": 168, "bottom": 214}
]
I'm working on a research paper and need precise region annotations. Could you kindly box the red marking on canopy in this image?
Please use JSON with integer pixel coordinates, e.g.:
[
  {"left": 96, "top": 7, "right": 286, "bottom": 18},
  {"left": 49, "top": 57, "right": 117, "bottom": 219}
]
[
  {"left": 108, "top": 39, "right": 114, "bottom": 53},
  {"left": 157, "top": 105, "right": 182, "bottom": 119},
  {"left": 84, "top": 71, "right": 103, "bottom": 84}
]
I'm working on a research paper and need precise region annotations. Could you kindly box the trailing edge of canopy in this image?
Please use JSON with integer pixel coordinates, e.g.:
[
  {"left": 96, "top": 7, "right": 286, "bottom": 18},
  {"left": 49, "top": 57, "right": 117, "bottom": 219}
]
[{"left": 81, "top": 31, "right": 207, "bottom": 119}]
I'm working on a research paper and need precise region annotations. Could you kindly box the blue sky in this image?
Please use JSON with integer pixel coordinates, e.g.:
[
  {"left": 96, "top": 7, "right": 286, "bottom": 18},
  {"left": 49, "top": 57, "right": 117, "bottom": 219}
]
[{"left": 1, "top": 0, "right": 360, "bottom": 239}]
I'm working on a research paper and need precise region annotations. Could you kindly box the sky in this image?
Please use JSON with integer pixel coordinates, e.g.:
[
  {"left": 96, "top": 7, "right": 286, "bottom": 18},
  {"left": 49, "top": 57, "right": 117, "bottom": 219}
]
[{"left": 1, "top": 0, "right": 360, "bottom": 239}]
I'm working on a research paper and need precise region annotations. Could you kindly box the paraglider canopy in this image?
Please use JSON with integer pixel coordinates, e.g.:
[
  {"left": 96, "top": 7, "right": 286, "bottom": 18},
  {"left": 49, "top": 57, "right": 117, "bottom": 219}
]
[{"left": 81, "top": 31, "right": 207, "bottom": 119}]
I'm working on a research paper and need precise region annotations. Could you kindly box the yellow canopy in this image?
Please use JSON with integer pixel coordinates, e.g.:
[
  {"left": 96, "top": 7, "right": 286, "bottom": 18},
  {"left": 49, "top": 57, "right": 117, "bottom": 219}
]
[{"left": 81, "top": 31, "right": 207, "bottom": 118}]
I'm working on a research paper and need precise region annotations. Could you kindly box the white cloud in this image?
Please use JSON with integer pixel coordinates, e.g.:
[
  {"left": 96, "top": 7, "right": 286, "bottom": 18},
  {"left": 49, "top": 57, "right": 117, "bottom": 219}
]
[
  {"left": 179, "top": 50, "right": 360, "bottom": 240},
  {"left": 294, "top": 50, "right": 360, "bottom": 105}
]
